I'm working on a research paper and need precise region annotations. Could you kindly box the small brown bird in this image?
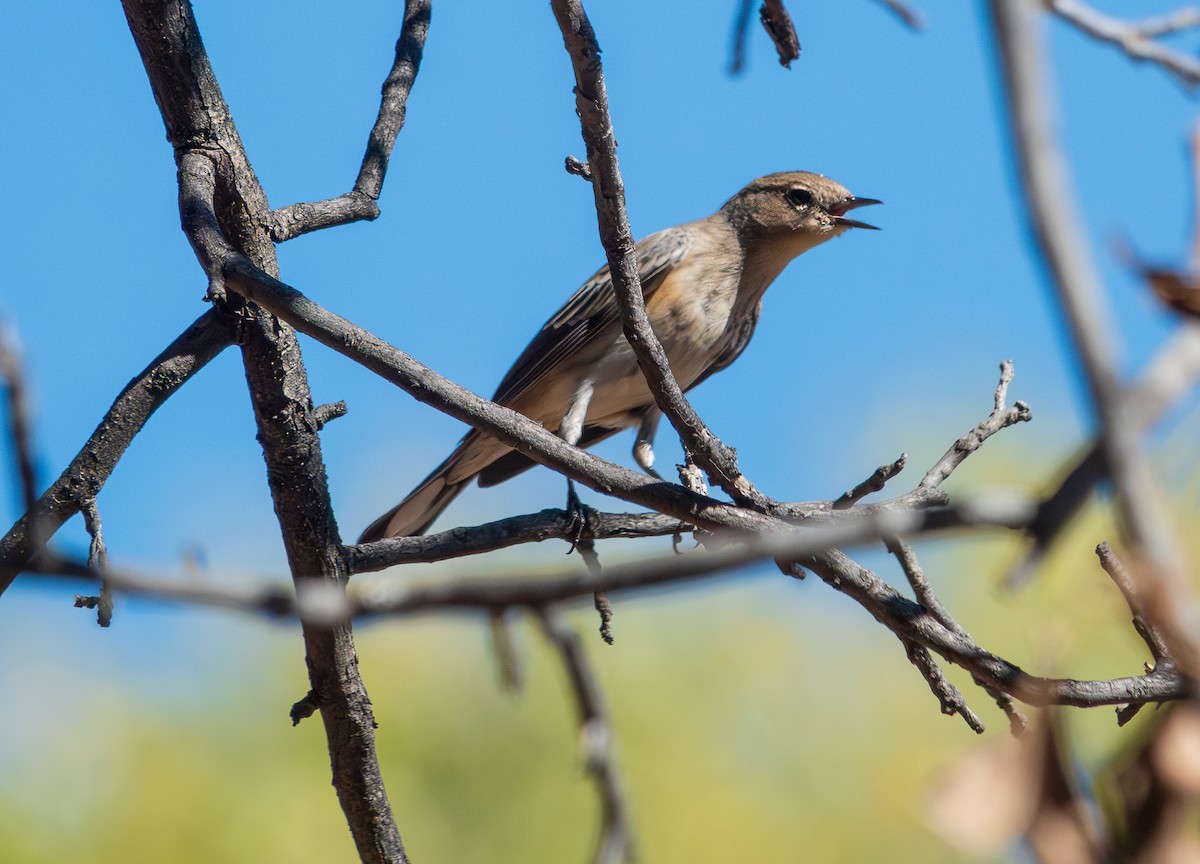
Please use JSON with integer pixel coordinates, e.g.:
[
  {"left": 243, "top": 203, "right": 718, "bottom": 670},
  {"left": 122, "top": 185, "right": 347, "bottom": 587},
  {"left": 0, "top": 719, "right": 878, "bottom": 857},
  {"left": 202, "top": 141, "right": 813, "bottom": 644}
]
[{"left": 360, "top": 171, "right": 879, "bottom": 542}]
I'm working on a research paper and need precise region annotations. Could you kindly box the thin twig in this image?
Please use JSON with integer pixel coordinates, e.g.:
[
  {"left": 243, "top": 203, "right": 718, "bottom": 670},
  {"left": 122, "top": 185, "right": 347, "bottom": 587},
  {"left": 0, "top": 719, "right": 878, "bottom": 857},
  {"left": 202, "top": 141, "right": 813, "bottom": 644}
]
[
  {"left": 834, "top": 453, "right": 907, "bottom": 510},
  {"left": 919, "top": 360, "right": 1032, "bottom": 490},
  {"left": 791, "top": 548, "right": 1189, "bottom": 709},
  {"left": 488, "top": 608, "right": 524, "bottom": 692},
  {"left": 565, "top": 155, "right": 593, "bottom": 180},
  {"left": 887, "top": 535, "right": 1029, "bottom": 732},
  {"left": 1134, "top": 7, "right": 1200, "bottom": 38},
  {"left": 901, "top": 637, "right": 986, "bottom": 733},
  {"left": 1096, "top": 541, "right": 1172, "bottom": 662},
  {"left": 313, "top": 400, "right": 348, "bottom": 429},
  {"left": 269, "top": 0, "right": 431, "bottom": 241},
  {"left": 0, "top": 309, "right": 237, "bottom": 596}
]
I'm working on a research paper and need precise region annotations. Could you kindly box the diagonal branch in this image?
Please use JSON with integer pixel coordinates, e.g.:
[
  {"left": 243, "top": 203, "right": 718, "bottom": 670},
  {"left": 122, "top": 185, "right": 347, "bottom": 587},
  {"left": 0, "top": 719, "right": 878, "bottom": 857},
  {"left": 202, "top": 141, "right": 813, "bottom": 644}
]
[
  {"left": 550, "top": 0, "right": 772, "bottom": 511},
  {"left": 0, "top": 309, "right": 236, "bottom": 596},
  {"left": 221, "top": 256, "right": 780, "bottom": 535}
]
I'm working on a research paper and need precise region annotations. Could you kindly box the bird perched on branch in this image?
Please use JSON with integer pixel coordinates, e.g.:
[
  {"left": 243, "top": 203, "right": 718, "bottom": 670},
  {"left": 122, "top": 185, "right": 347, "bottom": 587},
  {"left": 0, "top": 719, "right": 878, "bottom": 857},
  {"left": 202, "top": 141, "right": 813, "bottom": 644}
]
[{"left": 360, "top": 171, "right": 880, "bottom": 542}]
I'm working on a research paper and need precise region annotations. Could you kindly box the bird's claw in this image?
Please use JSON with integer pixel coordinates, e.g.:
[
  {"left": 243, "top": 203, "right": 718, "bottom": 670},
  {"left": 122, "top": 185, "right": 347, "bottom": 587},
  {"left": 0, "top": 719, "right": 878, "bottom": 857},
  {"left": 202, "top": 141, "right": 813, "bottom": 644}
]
[{"left": 564, "top": 480, "right": 593, "bottom": 553}]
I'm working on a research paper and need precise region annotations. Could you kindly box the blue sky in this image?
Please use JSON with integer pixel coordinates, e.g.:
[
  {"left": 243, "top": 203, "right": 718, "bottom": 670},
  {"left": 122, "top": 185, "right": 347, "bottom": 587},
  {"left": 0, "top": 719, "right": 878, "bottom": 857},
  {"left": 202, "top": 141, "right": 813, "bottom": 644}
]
[{"left": 1, "top": 0, "right": 1196, "bottom": 706}]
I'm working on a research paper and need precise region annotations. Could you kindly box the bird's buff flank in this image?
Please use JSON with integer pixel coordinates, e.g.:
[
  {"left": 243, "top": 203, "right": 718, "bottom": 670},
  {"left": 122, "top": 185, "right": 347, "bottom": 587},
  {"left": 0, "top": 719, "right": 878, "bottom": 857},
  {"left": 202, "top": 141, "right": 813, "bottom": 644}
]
[{"left": 360, "top": 171, "right": 880, "bottom": 542}]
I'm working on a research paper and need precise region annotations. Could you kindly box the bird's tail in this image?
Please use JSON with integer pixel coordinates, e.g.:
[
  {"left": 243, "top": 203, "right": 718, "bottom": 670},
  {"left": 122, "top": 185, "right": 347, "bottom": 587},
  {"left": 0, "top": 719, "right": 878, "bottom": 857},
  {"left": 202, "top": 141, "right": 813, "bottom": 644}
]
[{"left": 357, "top": 431, "right": 500, "bottom": 542}]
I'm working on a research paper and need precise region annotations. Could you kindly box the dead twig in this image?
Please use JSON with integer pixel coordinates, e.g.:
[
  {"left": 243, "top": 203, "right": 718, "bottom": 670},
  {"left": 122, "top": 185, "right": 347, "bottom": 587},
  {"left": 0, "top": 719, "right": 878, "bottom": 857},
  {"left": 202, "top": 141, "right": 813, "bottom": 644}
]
[
  {"left": 269, "top": 0, "right": 431, "bottom": 241},
  {"left": 834, "top": 453, "right": 907, "bottom": 510}
]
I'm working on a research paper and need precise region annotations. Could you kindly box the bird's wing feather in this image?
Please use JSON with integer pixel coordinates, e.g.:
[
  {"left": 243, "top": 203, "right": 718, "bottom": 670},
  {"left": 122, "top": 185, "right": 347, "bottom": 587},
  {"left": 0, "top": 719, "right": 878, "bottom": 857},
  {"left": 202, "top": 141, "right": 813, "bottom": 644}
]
[{"left": 489, "top": 227, "right": 693, "bottom": 407}]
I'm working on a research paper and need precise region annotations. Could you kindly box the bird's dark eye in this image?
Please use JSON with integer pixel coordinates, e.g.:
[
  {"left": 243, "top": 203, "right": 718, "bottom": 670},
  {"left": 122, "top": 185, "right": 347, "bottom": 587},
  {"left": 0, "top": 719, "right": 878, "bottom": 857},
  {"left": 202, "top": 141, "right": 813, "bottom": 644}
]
[{"left": 785, "top": 188, "right": 813, "bottom": 207}]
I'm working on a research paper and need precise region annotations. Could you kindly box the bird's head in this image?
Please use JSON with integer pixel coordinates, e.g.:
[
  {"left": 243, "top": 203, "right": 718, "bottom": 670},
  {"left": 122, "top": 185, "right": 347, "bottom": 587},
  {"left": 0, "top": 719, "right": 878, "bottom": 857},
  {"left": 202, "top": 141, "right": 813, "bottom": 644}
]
[{"left": 720, "top": 171, "right": 881, "bottom": 251}]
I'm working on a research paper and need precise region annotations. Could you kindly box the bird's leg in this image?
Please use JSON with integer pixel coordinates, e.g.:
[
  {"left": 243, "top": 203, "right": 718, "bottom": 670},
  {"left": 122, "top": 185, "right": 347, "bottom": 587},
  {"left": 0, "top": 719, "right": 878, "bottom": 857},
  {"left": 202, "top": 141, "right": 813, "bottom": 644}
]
[
  {"left": 632, "top": 408, "right": 663, "bottom": 479},
  {"left": 561, "top": 378, "right": 595, "bottom": 550}
]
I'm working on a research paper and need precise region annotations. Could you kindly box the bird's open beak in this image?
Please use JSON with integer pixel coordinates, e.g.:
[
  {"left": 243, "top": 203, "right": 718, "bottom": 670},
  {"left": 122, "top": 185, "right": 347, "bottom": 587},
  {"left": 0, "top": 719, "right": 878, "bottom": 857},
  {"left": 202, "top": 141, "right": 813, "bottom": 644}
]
[{"left": 829, "top": 196, "right": 882, "bottom": 230}]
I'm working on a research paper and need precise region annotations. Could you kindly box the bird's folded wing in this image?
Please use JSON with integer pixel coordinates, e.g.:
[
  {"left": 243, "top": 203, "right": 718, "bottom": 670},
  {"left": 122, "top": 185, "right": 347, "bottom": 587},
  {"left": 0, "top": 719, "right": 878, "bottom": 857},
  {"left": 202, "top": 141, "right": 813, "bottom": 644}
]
[{"left": 489, "top": 226, "right": 693, "bottom": 407}]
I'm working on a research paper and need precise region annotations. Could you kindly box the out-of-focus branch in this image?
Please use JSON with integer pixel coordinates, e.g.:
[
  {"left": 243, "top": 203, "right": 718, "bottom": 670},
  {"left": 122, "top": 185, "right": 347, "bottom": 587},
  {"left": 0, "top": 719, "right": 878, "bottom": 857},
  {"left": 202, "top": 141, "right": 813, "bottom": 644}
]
[
  {"left": 871, "top": 0, "right": 926, "bottom": 29},
  {"left": 550, "top": 0, "right": 772, "bottom": 511},
  {"left": 990, "top": 0, "right": 1194, "bottom": 661},
  {"left": 1014, "top": 320, "right": 1200, "bottom": 584},
  {"left": 0, "top": 325, "right": 37, "bottom": 516},
  {"left": 535, "top": 606, "right": 635, "bottom": 864},
  {"left": 0, "top": 309, "right": 236, "bottom": 596},
  {"left": 1045, "top": 0, "right": 1200, "bottom": 88},
  {"left": 270, "top": 0, "right": 431, "bottom": 241}
]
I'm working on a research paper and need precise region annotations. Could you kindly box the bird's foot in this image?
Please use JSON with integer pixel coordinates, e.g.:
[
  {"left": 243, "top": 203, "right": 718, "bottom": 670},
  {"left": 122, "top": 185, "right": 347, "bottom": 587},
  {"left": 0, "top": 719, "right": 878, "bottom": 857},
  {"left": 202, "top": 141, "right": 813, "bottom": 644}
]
[{"left": 564, "top": 479, "right": 593, "bottom": 553}]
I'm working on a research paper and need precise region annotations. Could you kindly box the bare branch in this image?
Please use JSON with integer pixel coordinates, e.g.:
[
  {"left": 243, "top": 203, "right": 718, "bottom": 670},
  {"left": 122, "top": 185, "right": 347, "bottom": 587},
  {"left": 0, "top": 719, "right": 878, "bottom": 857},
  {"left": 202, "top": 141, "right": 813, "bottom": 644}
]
[
  {"left": 1096, "top": 541, "right": 1172, "bottom": 662},
  {"left": 222, "top": 257, "right": 779, "bottom": 535},
  {"left": 488, "top": 609, "right": 524, "bottom": 693},
  {"left": 269, "top": 0, "right": 431, "bottom": 241},
  {"left": 834, "top": 453, "right": 907, "bottom": 510},
  {"left": 534, "top": 606, "right": 635, "bottom": 864},
  {"left": 919, "top": 360, "right": 1031, "bottom": 490},
  {"left": 792, "top": 548, "right": 1188, "bottom": 708},
  {"left": 0, "top": 309, "right": 236, "bottom": 597},
  {"left": 887, "top": 535, "right": 1028, "bottom": 732},
  {"left": 550, "top": 0, "right": 772, "bottom": 511},
  {"left": 1046, "top": 0, "right": 1200, "bottom": 88},
  {"left": 902, "top": 637, "right": 986, "bottom": 733},
  {"left": 349, "top": 510, "right": 684, "bottom": 574},
  {"left": 990, "top": 1, "right": 1193, "bottom": 656},
  {"left": 1134, "top": 7, "right": 1200, "bottom": 38},
  {"left": 575, "top": 538, "right": 615, "bottom": 644}
]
